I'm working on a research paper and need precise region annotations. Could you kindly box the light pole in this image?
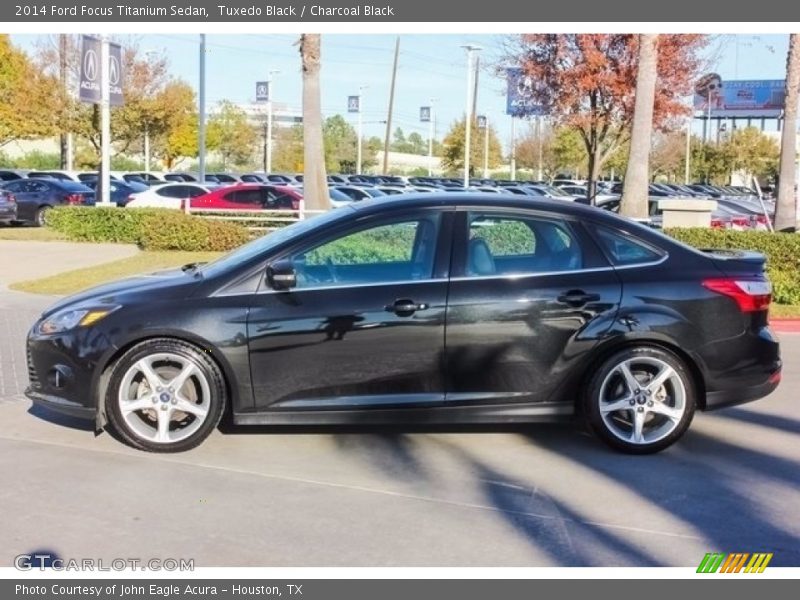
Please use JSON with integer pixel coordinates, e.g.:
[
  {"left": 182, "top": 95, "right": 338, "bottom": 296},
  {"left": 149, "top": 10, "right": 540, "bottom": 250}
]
[
  {"left": 197, "top": 33, "right": 206, "bottom": 212},
  {"left": 428, "top": 97, "right": 437, "bottom": 177},
  {"left": 357, "top": 85, "right": 367, "bottom": 175},
  {"left": 266, "top": 69, "right": 280, "bottom": 174},
  {"left": 99, "top": 35, "right": 111, "bottom": 206},
  {"left": 480, "top": 116, "right": 489, "bottom": 178},
  {"left": 461, "top": 44, "right": 482, "bottom": 187},
  {"left": 143, "top": 49, "right": 160, "bottom": 174}
]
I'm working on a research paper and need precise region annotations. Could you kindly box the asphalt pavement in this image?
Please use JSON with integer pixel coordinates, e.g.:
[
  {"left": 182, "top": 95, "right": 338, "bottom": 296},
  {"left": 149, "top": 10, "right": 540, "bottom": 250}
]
[{"left": 0, "top": 240, "right": 798, "bottom": 567}]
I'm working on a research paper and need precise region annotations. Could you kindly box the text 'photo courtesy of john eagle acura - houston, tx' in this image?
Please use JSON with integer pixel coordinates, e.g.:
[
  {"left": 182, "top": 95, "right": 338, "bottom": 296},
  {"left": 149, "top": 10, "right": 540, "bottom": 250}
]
[{"left": 25, "top": 194, "right": 781, "bottom": 453}]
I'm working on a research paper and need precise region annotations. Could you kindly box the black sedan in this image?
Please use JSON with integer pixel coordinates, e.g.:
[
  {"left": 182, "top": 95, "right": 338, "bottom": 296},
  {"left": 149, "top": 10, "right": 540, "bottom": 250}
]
[
  {"left": 25, "top": 195, "right": 781, "bottom": 453},
  {"left": 0, "top": 178, "right": 95, "bottom": 225}
]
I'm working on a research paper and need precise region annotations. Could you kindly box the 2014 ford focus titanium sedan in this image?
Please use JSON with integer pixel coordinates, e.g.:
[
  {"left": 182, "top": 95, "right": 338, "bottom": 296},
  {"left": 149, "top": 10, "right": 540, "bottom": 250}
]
[{"left": 25, "top": 195, "right": 781, "bottom": 453}]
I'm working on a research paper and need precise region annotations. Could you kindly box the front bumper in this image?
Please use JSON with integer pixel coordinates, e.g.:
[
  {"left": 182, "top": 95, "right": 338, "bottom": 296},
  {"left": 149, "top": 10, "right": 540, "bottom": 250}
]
[
  {"left": 25, "top": 327, "right": 113, "bottom": 420},
  {"left": 25, "top": 389, "right": 95, "bottom": 419}
]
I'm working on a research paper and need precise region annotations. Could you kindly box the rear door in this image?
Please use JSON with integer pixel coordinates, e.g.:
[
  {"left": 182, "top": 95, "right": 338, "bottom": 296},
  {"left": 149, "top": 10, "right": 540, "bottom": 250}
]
[{"left": 443, "top": 208, "right": 622, "bottom": 406}]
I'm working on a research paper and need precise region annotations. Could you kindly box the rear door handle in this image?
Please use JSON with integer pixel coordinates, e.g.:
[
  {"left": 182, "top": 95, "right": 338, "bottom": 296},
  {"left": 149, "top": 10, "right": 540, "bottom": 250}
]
[
  {"left": 557, "top": 290, "right": 601, "bottom": 307},
  {"left": 385, "top": 299, "right": 429, "bottom": 316}
]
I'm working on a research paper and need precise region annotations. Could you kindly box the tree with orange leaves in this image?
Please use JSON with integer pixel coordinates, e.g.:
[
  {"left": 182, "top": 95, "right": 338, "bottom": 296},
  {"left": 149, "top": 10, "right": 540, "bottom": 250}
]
[{"left": 507, "top": 34, "right": 706, "bottom": 202}]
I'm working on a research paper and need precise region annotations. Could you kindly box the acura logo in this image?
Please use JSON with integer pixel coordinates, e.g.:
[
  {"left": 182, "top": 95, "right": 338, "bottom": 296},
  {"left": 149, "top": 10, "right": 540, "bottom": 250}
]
[
  {"left": 517, "top": 75, "right": 534, "bottom": 97},
  {"left": 83, "top": 48, "right": 98, "bottom": 82},
  {"left": 109, "top": 54, "right": 120, "bottom": 86}
]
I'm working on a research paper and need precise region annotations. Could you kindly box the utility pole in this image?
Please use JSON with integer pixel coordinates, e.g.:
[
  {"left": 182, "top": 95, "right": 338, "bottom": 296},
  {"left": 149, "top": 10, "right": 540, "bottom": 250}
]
[
  {"left": 685, "top": 119, "right": 691, "bottom": 184},
  {"left": 510, "top": 117, "right": 516, "bottom": 180},
  {"left": 536, "top": 116, "right": 544, "bottom": 181},
  {"left": 266, "top": 70, "right": 279, "bottom": 173},
  {"left": 99, "top": 36, "right": 111, "bottom": 206},
  {"left": 59, "top": 35, "right": 68, "bottom": 170},
  {"left": 383, "top": 36, "right": 400, "bottom": 175},
  {"left": 482, "top": 117, "right": 489, "bottom": 178},
  {"left": 197, "top": 33, "right": 206, "bottom": 212},
  {"left": 428, "top": 98, "right": 437, "bottom": 176},
  {"left": 461, "top": 44, "right": 482, "bottom": 188},
  {"left": 471, "top": 55, "right": 480, "bottom": 119},
  {"left": 357, "top": 85, "right": 367, "bottom": 174}
]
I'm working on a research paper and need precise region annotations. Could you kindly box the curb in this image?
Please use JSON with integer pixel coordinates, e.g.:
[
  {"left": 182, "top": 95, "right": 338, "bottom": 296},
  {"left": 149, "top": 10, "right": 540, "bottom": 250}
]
[{"left": 771, "top": 320, "right": 800, "bottom": 333}]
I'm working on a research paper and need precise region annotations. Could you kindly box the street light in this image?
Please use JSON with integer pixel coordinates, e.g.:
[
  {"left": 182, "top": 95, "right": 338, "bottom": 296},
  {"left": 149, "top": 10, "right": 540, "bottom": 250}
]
[
  {"left": 357, "top": 85, "right": 368, "bottom": 175},
  {"left": 266, "top": 69, "right": 280, "bottom": 174},
  {"left": 461, "top": 44, "right": 482, "bottom": 187},
  {"left": 143, "top": 49, "right": 160, "bottom": 174},
  {"left": 428, "top": 97, "right": 438, "bottom": 177}
]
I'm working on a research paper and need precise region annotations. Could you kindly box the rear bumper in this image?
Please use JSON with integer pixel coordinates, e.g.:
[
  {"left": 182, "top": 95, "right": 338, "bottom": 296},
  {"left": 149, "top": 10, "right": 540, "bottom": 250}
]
[{"left": 704, "top": 362, "right": 782, "bottom": 411}]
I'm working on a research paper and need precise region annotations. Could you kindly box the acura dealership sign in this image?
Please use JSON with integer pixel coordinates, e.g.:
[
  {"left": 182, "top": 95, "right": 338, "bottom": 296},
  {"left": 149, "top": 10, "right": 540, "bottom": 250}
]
[{"left": 79, "top": 36, "right": 124, "bottom": 106}]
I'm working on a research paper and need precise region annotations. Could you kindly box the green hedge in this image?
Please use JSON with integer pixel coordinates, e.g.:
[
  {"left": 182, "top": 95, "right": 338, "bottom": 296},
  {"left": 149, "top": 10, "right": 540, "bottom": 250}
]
[
  {"left": 46, "top": 207, "right": 249, "bottom": 252},
  {"left": 666, "top": 228, "right": 800, "bottom": 305}
]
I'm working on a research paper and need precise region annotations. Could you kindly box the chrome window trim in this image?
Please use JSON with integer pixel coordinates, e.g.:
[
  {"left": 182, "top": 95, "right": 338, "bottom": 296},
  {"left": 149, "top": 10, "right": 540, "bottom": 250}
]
[{"left": 215, "top": 254, "right": 669, "bottom": 296}]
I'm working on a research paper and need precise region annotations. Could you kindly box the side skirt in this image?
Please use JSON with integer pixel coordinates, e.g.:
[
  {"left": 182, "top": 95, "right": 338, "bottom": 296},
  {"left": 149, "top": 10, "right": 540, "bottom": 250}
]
[{"left": 233, "top": 402, "right": 575, "bottom": 426}]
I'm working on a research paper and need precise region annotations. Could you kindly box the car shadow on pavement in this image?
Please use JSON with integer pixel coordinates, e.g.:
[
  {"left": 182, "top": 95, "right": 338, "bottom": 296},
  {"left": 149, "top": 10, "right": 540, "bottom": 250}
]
[
  {"left": 522, "top": 427, "right": 800, "bottom": 567},
  {"left": 711, "top": 407, "right": 800, "bottom": 435}
]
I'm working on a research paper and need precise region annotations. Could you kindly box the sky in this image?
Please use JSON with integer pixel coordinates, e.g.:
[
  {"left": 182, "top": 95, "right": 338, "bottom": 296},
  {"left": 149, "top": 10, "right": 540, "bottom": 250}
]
[{"left": 11, "top": 33, "right": 793, "bottom": 148}]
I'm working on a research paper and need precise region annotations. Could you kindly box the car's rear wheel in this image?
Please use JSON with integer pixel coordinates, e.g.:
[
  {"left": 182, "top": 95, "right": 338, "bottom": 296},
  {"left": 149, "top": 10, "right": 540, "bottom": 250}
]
[
  {"left": 105, "top": 339, "right": 226, "bottom": 452},
  {"left": 34, "top": 206, "right": 51, "bottom": 227},
  {"left": 583, "top": 346, "right": 696, "bottom": 454}
]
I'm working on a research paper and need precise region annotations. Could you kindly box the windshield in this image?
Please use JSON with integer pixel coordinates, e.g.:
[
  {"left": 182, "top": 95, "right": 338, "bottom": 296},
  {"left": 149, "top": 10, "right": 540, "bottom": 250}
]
[{"left": 199, "top": 209, "right": 350, "bottom": 277}]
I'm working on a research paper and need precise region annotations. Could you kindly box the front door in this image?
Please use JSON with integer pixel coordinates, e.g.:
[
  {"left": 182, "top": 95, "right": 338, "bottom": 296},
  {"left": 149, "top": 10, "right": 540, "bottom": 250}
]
[
  {"left": 247, "top": 208, "right": 451, "bottom": 410},
  {"left": 444, "top": 209, "right": 622, "bottom": 406}
]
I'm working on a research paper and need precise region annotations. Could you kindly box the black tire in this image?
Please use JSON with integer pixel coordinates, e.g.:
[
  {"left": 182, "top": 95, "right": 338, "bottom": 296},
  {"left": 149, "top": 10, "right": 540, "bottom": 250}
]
[
  {"left": 34, "top": 205, "right": 51, "bottom": 227},
  {"left": 583, "top": 346, "right": 696, "bottom": 454},
  {"left": 105, "top": 338, "right": 226, "bottom": 453}
]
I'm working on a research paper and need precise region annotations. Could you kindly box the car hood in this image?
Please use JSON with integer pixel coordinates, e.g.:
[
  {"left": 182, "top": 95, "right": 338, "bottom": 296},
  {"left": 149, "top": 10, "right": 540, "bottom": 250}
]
[{"left": 41, "top": 267, "right": 201, "bottom": 318}]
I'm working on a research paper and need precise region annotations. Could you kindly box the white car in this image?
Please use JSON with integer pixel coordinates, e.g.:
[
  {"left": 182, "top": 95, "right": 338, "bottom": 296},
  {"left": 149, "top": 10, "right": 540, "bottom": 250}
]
[{"left": 126, "top": 182, "right": 215, "bottom": 209}]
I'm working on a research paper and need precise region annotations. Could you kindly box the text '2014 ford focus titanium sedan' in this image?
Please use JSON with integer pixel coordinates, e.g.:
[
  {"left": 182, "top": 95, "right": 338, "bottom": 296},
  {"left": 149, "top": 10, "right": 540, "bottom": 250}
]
[{"left": 26, "top": 195, "right": 781, "bottom": 453}]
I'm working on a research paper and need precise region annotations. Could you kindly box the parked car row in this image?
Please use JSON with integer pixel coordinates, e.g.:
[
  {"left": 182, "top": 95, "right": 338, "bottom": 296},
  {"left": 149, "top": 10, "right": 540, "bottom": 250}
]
[{"left": 0, "top": 165, "right": 773, "bottom": 231}]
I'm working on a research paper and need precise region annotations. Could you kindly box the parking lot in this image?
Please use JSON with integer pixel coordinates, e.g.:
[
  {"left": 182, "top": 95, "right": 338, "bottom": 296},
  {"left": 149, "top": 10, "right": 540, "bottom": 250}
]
[{"left": 1, "top": 242, "right": 798, "bottom": 568}]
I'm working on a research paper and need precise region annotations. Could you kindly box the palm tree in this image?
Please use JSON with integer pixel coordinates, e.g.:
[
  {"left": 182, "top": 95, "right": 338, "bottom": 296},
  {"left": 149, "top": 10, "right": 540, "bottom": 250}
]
[
  {"left": 620, "top": 34, "right": 659, "bottom": 219},
  {"left": 774, "top": 34, "right": 799, "bottom": 232},
  {"left": 298, "top": 34, "right": 330, "bottom": 212}
]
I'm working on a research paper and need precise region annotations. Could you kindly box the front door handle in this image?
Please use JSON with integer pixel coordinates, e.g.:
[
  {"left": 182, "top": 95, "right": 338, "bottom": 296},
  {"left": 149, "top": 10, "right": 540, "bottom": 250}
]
[
  {"left": 557, "top": 290, "right": 601, "bottom": 307},
  {"left": 385, "top": 299, "right": 429, "bottom": 316}
]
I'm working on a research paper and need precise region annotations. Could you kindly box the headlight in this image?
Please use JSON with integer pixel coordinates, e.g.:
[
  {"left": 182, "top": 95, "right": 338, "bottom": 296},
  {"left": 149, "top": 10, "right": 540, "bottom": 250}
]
[{"left": 39, "top": 307, "right": 118, "bottom": 335}]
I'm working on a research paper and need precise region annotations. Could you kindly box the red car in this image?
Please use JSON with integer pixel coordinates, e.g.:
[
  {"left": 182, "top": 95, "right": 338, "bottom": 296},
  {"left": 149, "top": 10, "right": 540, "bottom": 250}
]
[{"left": 191, "top": 184, "right": 301, "bottom": 211}]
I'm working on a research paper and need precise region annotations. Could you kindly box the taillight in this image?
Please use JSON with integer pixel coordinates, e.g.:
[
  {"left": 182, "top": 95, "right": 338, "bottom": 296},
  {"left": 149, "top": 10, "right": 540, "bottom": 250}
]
[
  {"left": 702, "top": 278, "right": 772, "bottom": 312},
  {"left": 65, "top": 193, "right": 83, "bottom": 205},
  {"left": 710, "top": 218, "right": 726, "bottom": 229},
  {"left": 731, "top": 216, "right": 749, "bottom": 229}
]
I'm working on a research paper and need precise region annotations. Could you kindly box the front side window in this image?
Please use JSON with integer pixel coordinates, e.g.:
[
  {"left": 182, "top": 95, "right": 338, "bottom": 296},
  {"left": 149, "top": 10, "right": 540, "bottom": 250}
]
[
  {"left": 290, "top": 215, "right": 441, "bottom": 288},
  {"left": 465, "top": 212, "right": 583, "bottom": 276}
]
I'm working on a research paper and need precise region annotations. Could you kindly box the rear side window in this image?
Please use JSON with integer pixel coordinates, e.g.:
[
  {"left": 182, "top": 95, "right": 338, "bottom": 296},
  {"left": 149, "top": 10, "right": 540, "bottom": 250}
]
[{"left": 594, "top": 226, "right": 664, "bottom": 266}]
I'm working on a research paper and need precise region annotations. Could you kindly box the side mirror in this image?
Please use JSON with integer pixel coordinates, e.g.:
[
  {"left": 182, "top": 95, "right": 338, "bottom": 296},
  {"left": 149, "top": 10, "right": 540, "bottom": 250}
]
[{"left": 267, "top": 259, "right": 297, "bottom": 290}]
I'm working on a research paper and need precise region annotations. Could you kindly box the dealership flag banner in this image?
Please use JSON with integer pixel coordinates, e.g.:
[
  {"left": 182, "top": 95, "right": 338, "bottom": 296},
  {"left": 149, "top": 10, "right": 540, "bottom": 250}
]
[{"left": 79, "top": 36, "right": 124, "bottom": 106}]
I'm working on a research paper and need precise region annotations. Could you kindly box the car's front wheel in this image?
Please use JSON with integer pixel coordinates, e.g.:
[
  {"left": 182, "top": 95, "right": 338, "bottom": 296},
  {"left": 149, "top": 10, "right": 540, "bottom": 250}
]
[
  {"left": 583, "top": 346, "right": 696, "bottom": 454},
  {"left": 105, "top": 339, "right": 226, "bottom": 452}
]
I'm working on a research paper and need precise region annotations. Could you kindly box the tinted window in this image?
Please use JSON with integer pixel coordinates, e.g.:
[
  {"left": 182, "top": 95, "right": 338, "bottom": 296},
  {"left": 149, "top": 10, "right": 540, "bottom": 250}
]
[
  {"left": 466, "top": 213, "right": 583, "bottom": 276},
  {"left": 227, "top": 190, "right": 263, "bottom": 205},
  {"left": 4, "top": 181, "right": 25, "bottom": 192},
  {"left": 594, "top": 226, "right": 664, "bottom": 266},
  {"left": 157, "top": 185, "right": 189, "bottom": 198},
  {"left": 291, "top": 216, "right": 441, "bottom": 288},
  {"left": 26, "top": 181, "right": 50, "bottom": 193}
]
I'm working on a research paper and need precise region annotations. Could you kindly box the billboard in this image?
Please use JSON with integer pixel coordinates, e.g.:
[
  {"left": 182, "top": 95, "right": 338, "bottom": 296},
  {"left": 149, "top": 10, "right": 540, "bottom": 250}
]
[
  {"left": 505, "top": 67, "right": 544, "bottom": 117},
  {"left": 693, "top": 74, "right": 786, "bottom": 118}
]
